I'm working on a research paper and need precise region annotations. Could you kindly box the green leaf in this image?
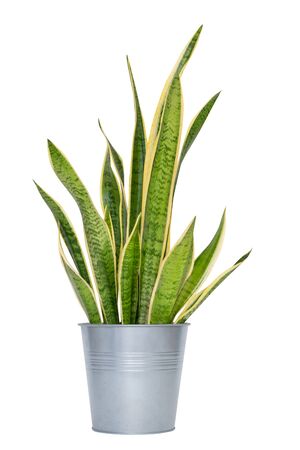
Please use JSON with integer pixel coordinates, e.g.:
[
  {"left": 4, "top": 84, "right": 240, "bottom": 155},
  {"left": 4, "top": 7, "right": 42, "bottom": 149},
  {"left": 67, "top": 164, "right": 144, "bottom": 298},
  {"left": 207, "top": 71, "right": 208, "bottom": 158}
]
[
  {"left": 171, "top": 209, "right": 226, "bottom": 319},
  {"left": 34, "top": 181, "right": 91, "bottom": 285},
  {"left": 143, "top": 26, "right": 203, "bottom": 208},
  {"left": 98, "top": 120, "right": 125, "bottom": 185},
  {"left": 175, "top": 250, "right": 251, "bottom": 323},
  {"left": 120, "top": 182, "right": 128, "bottom": 244},
  {"left": 147, "top": 25, "right": 203, "bottom": 156},
  {"left": 138, "top": 76, "right": 183, "bottom": 323},
  {"left": 144, "top": 27, "right": 203, "bottom": 259},
  {"left": 101, "top": 148, "right": 122, "bottom": 266},
  {"left": 119, "top": 216, "right": 141, "bottom": 324},
  {"left": 48, "top": 140, "right": 118, "bottom": 323},
  {"left": 98, "top": 121, "right": 128, "bottom": 241},
  {"left": 175, "top": 25, "right": 203, "bottom": 76},
  {"left": 149, "top": 218, "right": 195, "bottom": 324},
  {"left": 179, "top": 92, "right": 220, "bottom": 167},
  {"left": 127, "top": 57, "right": 146, "bottom": 235},
  {"left": 104, "top": 206, "right": 115, "bottom": 247},
  {"left": 164, "top": 93, "right": 221, "bottom": 252},
  {"left": 59, "top": 232, "right": 101, "bottom": 324}
]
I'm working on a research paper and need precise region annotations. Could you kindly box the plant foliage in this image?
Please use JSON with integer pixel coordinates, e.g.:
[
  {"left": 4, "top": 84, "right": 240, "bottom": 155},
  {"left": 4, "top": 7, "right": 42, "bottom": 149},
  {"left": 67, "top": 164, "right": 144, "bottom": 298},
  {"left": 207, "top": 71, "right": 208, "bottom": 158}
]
[{"left": 35, "top": 27, "right": 250, "bottom": 324}]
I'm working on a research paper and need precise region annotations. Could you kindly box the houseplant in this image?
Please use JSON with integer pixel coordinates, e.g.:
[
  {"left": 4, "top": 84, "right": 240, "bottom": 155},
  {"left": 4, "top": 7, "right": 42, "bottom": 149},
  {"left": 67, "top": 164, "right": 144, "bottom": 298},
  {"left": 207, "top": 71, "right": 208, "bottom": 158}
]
[{"left": 35, "top": 25, "right": 250, "bottom": 434}]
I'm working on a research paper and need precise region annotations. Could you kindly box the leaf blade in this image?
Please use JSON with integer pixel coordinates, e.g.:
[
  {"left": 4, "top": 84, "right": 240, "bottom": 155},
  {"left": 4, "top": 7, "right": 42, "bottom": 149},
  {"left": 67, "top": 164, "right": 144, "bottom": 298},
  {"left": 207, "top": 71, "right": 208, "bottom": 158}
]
[
  {"left": 142, "top": 26, "right": 203, "bottom": 213},
  {"left": 175, "top": 250, "right": 252, "bottom": 323},
  {"left": 59, "top": 232, "right": 101, "bottom": 324},
  {"left": 101, "top": 149, "right": 122, "bottom": 266},
  {"left": 171, "top": 209, "right": 226, "bottom": 318},
  {"left": 138, "top": 76, "right": 183, "bottom": 323},
  {"left": 48, "top": 140, "right": 118, "bottom": 323},
  {"left": 98, "top": 124, "right": 128, "bottom": 242},
  {"left": 147, "top": 25, "right": 202, "bottom": 156},
  {"left": 164, "top": 93, "right": 221, "bottom": 252},
  {"left": 179, "top": 92, "right": 220, "bottom": 166},
  {"left": 149, "top": 218, "right": 195, "bottom": 324},
  {"left": 119, "top": 216, "right": 141, "bottom": 324},
  {"left": 104, "top": 206, "right": 115, "bottom": 246},
  {"left": 98, "top": 120, "right": 125, "bottom": 185},
  {"left": 34, "top": 181, "right": 91, "bottom": 285},
  {"left": 127, "top": 57, "right": 146, "bottom": 235}
]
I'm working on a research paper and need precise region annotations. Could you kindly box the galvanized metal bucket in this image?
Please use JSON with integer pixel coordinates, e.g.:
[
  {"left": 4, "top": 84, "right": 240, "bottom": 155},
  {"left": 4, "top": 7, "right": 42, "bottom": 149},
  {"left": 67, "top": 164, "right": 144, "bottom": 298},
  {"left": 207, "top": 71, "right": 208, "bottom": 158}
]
[{"left": 79, "top": 324, "right": 189, "bottom": 434}]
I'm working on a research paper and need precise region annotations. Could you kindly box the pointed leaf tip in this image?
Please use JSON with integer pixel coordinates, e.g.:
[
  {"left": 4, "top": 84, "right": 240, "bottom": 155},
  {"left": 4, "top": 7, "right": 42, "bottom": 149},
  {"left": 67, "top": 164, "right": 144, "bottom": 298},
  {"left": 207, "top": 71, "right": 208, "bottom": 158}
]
[
  {"left": 236, "top": 250, "right": 252, "bottom": 264},
  {"left": 97, "top": 119, "right": 104, "bottom": 134},
  {"left": 47, "top": 139, "right": 58, "bottom": 159},
  {"left": 47, "top": 138, "right": 55, "bottom": 149},
  {"left": 191, "top": 216, "right": 197, "bottom": 229},
  {"left": 175, "top": 247, "right": 251, "bottom": 323}
]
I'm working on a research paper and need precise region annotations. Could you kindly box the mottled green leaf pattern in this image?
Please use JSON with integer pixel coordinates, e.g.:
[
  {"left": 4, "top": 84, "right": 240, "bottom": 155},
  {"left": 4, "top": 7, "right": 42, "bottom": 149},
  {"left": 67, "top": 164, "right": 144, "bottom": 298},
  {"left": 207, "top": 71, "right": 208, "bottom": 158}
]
[
  {"left": 48, "top": 140, "right": 118, "bottom": 323},
  {"left": 98, "top": 122, "right": 128, "bottom": 241},
  {"left": 127, "top": 57, "right": 146, "bottom": 234},
  {"left": 175, "top": 251, "right": 251, "bottom": 323},
  {"left": 179, "top": 92, "right": 220, "bottom": 167},
  {"left": 98, "top": 120, "right": 125, "bottom": 185},
  {"left": 36, "top": 28, "right": 250, "bottom": 324},
  {"left": 147, "top": 26, "right": 203, "bottom": 156},
  {"left": 34, "top": 182, "right": 91, "bottom": 285},
  {"left": 149, "top": 219, "right": 195, "bottom": 324},
  {"left": 164, "top": 93, "right": 221, "bottom": 251},
  {"left": 138, "top": 76, "right": 182, "bottom": 323},
  {"left": 59, "top": 233, "right": 101, "bottom": 324},
  {"left": 104, "top": 206, "right": 115, "bottom": 245},
  {"left": 120, "top": 182, "right": 128, "bottom": 243},
  {"left": 119, "top": 216, "right": 141, "bottom": 324},
  {"left": 142, "top": 27, "right": 203, "bottom": 217},
  {"left": 101, "top": 149, "right": 122, "bottom": 266},
  {"left": 175, "top": 25, "right": 203, "bottom": 76},
  {"left": 171, "top": 209, "right": 226, "bottom": 319}
]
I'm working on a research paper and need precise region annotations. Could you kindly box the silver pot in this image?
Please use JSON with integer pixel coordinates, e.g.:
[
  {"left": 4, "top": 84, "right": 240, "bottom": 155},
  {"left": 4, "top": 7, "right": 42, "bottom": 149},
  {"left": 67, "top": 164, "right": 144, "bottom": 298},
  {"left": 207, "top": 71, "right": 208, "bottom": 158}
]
[{"left": 79, "top": 324, "right": 189, "bottom": 434}]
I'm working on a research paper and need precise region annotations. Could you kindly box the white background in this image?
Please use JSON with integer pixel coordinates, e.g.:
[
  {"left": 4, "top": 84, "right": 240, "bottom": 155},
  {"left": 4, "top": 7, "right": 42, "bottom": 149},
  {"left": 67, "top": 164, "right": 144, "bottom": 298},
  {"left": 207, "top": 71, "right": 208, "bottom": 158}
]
[{"left": 1, "top": 0, "right": 299, "bottom": 448}]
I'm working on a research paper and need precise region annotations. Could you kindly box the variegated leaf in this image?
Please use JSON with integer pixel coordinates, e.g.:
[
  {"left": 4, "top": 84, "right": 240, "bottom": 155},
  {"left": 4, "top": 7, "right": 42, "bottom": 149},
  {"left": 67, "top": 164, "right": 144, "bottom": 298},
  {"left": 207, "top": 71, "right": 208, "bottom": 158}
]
[
  {"left": 175, "top": 251, "right": 251, "bottom": 323},
  {"left": 59, "top": 232, "right": 101, "bottom": 324},
  {"left": 138, "top": 76, "right": 183, "bottom": 323},
  {"left": 179, "top": 92, "right": 220, "bottom": 167},
  {"left": 48, "top": 140, "right": 119, "bottom": 323},
  {"left": 34, "top": 181, "right": 91, "bottom": 285},
  {"left": 119, "top": 181, "right": 127, "bottom": 243},
  {"left": 98, "top": 121, "right": 128, "bottom": 240},
  {"left": 98, "top": 120, "right": 125, "bottom": 184},
  {"left": 119, "top": 216, "right": 141, "bottom": 324},
  {"left": 143, "top": 26, "right": 203, "bottom": 213},
  {"left": 148, "top": 218, "right": 195, "bottom": 324},
  {"left": 101, "top": 148, "right": 122, "bottom": 266},
  {"left": 164, "top": 93, "right": 221, "bottom": 252},
  {"left": 171, "top": 209, "right": 226, "bottom": 319},
  {"left": 104, "top": 206, "right": 115, "bottom": 247},
  {"left": 127, "top": 57, "right": 146, "bottom": 235}
]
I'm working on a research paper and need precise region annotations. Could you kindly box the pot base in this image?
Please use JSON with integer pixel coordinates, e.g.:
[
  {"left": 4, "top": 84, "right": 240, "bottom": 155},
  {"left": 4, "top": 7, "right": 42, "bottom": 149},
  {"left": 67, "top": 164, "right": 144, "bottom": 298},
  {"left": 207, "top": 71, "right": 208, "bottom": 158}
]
[{"left": 92, "top": 427, "right": 175, "bottom": 435}]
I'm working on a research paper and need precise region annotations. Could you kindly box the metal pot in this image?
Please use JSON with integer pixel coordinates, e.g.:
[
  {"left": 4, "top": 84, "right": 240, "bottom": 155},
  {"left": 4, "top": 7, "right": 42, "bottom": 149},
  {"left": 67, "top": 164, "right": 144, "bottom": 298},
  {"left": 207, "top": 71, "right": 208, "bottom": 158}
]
[{"left": 79, "top": 324, "right": 189, "bottom": 434}]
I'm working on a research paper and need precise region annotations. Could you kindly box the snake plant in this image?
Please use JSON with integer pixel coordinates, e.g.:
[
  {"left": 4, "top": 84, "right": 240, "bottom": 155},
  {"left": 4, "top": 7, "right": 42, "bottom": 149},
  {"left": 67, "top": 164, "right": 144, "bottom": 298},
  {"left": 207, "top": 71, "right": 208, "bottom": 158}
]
[{"left": 35, "top": 26, "right": 250, "bottom": 324}]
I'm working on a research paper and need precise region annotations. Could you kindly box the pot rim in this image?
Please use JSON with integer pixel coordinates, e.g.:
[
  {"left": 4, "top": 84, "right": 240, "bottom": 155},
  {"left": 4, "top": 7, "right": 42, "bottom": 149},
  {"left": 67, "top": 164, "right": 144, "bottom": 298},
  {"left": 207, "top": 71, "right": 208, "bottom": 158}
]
[{"left": 79, "top": 323, "right": 190, "bottom": 328}]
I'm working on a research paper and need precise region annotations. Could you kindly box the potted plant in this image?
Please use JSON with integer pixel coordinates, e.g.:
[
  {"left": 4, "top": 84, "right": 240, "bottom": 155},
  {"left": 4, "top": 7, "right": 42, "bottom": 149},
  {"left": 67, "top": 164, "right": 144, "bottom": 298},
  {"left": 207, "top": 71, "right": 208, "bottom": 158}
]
[{"left": 35, "top": 25, "right": 250, "bottom": 435}]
